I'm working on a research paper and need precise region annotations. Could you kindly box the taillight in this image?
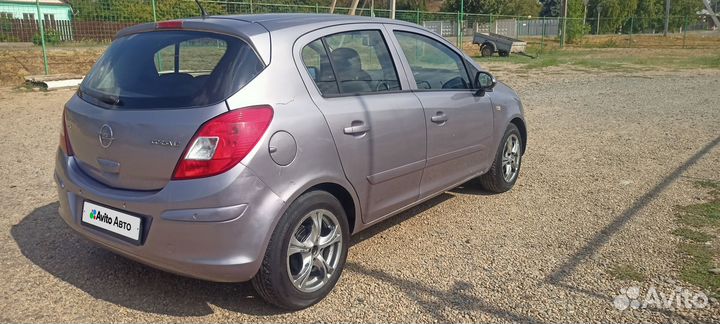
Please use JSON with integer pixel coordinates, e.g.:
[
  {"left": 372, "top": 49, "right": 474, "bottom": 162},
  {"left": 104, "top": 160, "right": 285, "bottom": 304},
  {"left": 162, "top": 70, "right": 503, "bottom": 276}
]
[
  {"left": 59, "top": 109, "right": 74, "bottom": 156},
  {"left": 172, "top": 106, "right": 273, "bottom": 180}
]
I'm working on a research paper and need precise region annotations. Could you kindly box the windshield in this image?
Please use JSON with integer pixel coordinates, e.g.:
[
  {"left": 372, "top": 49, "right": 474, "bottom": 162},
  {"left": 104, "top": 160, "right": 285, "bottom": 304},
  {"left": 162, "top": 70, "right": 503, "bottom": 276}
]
[{"left": 80, "top": 30, "right": 264, "bottom": 109}]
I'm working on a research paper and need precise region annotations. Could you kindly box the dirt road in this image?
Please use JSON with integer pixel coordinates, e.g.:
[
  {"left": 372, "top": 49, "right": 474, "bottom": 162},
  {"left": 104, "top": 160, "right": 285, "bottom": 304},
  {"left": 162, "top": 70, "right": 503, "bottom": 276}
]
[{"left": 0, "top": 68, "right": 718, "bottom": 322}]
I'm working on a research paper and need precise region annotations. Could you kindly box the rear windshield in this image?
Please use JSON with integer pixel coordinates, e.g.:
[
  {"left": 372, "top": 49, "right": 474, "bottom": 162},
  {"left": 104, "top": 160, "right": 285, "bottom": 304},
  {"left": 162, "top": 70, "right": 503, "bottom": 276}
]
[{"left": 80, "top": 30, "right": 264, "bottom": 109}]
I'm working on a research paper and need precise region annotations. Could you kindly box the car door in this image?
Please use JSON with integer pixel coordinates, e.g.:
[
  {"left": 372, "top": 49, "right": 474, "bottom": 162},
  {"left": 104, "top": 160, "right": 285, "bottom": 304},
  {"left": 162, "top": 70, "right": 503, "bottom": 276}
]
[
  {"left": 387, "top": 25, "right": 495, "bottom": 199},
  {"left": 295, "top": 25, "right": 427, "bottom": 224}
]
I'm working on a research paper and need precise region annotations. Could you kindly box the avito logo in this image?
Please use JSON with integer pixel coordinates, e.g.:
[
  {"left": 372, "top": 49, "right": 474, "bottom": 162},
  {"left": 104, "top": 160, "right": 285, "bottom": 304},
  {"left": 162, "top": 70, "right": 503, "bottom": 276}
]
[
  {"left": 88, "top": 208, "right": 133, "bottom": 232},
  {"left": 91, "top": 209, "right": 113, "bottom": 225}
]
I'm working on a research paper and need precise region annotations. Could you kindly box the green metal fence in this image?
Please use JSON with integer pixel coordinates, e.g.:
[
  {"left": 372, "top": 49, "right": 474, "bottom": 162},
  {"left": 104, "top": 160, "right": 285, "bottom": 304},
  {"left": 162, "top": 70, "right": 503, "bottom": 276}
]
[{"left": 1, "top": 0, "right": 718, "bottom": 75}]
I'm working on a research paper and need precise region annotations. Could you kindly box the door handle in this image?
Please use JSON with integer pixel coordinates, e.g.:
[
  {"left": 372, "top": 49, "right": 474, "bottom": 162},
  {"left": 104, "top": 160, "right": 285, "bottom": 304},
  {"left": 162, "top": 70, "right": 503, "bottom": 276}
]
[
  {"left": 343, "top": 121, "right": 370, "bottom": 135},
  {"left": 431, "top": 112, "right": 448, "bottom": 124}
]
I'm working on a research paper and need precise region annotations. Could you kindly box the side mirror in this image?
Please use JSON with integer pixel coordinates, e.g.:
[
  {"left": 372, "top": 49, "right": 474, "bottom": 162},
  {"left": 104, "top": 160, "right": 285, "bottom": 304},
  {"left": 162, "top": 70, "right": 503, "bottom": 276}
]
[{"left": 474, "top": 71, "right": 497, "bottom": 97}]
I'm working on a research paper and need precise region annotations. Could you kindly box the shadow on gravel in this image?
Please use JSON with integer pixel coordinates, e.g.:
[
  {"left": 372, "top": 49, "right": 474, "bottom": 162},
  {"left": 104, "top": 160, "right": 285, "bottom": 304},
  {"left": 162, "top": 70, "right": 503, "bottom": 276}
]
[
  {"left": 352, "top": 182, "right": 499, "bottom": 246},
  {"left": 350, "top": 181, "right": 500, "bottom": 246},
  {"left": 350, "top": 192, "right": 454, "bottom": 246},
  {"left": 11, "top": 193, "right": 463, "bottom": 317},
  {"left": 546, "top": 134, "right": 720, "bottom": 285},
  {"left": 346, "top": 262, "right": 540, "bottom": 322},
  {"left": 11, "top": 202, "right": 284, "bottom": 317},
  {"left": 449, "top": 182, "right": 499, "bottom": 196},
  {"left": 544, "top": 134, "right": 720, "bottom": 324}
]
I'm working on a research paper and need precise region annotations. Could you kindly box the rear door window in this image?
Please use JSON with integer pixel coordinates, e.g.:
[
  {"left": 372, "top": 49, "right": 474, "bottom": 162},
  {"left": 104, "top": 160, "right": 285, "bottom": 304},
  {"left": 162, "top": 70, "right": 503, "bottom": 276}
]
[
  {"left": 301, "top": 30, "right": 400, "bottom": 96},
  {"left": 80, "top": 31, "right": 264, "bottom": 109},
  {"left": 302, "top": 39, "right": 340, "bottom": 96}
]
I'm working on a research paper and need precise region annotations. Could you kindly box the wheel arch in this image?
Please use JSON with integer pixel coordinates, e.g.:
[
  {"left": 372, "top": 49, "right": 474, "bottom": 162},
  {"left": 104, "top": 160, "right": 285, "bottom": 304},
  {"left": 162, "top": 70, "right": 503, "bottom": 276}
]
[
  {"left": 305, "top": 182, "right": 358, "bottom": 234},
  {"left": 510, "top": 117, "right": 527, "bottom": 155}
]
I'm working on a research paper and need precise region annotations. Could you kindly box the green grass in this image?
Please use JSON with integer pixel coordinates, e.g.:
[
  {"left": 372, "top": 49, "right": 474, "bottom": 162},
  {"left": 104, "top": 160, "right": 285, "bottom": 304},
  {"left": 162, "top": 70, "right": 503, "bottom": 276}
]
[
  {"left": 677, "top": 202, "right": 720, "bottom": 228},
  {"left": 678, "top": 212, "right": 720, "bottom": 228},
  {"left": 675, "top": 181, "right": 720, "bottom": 227},
  {"left": 671, "top": 180, "right": 720, "bottom": 298},
  {"left": 696, "top": 180, "right": 720, "bottom": 191},
  {"left": 695, "top": 179, "right": 720, "bottom": 197},
  {"left": 681, "top": 202, "right": 720, "bottom": 221},
  {"left": 608, "top": 264, "right": 646, "bottom": 281},
  {"left": 673, "top": 227, "right": 714, "bottom": 243},
  {"left": 473, "top": 48, "right": 720, "bottom": 71},
  {"left": 678, "top": 243, "right": 720, "bottom": 298}
]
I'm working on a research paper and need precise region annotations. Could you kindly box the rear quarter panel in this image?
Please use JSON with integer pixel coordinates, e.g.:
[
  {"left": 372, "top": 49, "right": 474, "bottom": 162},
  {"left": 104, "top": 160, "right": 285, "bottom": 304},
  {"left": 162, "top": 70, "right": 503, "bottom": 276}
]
[{"left": 226, "top": 28, "right": 362, "bottom": 233}]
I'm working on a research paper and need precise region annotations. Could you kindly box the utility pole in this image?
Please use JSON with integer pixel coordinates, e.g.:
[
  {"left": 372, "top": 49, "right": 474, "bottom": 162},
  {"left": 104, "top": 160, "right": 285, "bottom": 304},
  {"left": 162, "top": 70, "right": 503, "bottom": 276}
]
[
  {"left": 35, "top": 0, "right": 48, "bottom": 75},
  {"left": 390, "top": 0, "right": 396, "bottom": 19},
  {"left": 664, "top": 0, "right": 670, "bottom": 36},
  {"left": 561, "top": 0, "right": 568, "bottom": 47},
  {"left": 459, "top": 0, "right": 464, "bottom": 47}
]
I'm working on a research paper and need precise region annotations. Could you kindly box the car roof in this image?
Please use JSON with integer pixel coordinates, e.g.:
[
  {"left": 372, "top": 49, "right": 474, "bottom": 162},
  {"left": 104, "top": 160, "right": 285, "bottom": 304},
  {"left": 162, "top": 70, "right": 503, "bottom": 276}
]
[
  {"left": 212, "top": 13, "right": 420, "bottom": 34},
  {"left": 116, "top": 14, "right": 429, "bottom": 65}
]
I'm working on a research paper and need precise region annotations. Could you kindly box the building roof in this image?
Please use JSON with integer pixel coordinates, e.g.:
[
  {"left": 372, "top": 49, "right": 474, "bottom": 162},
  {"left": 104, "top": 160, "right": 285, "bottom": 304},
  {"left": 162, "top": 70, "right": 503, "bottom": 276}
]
[{"left": 0, "top": 0, "right": 69, "bottom": 6}]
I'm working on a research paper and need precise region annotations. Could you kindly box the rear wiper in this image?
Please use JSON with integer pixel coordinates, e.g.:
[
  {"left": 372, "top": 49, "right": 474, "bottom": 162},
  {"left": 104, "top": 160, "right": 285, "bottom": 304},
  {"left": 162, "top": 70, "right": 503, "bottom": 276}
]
[
  {"left": 80, "top": 89, "right": 122, "bottom": 106},
  {"left": 96, "top": 93, "right": 122, "bottom": 106}
]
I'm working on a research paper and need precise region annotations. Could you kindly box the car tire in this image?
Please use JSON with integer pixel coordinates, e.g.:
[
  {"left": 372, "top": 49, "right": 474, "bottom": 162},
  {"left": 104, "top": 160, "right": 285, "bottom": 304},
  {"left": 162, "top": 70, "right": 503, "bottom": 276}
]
[
  {"left": 498, "top": 50, "right": 510, "bottom": 57},
  {"left": 251, "top": 190, "right": 350, "bottom": 310},
  {"left": 478, "top": 124, "right": 523, "bottom": 193}
]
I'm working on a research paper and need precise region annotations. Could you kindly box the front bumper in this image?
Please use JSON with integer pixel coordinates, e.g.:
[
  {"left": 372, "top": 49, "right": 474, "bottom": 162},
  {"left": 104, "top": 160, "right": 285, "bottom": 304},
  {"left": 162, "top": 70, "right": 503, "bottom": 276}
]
[{"left": 54, "top": 150, "right": 285, "bottom": 282}]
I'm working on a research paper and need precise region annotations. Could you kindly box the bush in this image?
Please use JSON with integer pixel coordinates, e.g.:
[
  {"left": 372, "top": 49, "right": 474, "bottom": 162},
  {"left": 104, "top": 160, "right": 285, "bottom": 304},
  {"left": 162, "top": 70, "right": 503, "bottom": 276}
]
[
  {"left": 0, "top": 17, "right": 11, "bottom": 33},
  {"left": 564, "top": 0, "right": 590, "bottom": 44},
  {"left": 32, "top": 28, "right": 60, "bottom": 46},
  {"left": 0, "top": 33, "right": 19, "bottom": 42},
  {"left": 566, "top": 19, "right": 590, "bottom": 44}
]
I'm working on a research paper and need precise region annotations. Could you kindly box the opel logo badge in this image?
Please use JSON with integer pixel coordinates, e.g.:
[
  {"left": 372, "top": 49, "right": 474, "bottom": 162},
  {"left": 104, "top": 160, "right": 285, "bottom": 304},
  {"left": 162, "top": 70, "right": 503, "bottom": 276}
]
[{"left": 98, "top": 124, "right": 115, "bottom": 148}]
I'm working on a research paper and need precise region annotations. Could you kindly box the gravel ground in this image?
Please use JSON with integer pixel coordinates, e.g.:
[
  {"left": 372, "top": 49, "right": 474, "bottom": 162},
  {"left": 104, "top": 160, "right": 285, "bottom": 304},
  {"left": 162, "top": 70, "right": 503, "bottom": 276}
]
[{"left": 0, "top": 68, "right": 719, "bottom": 323}]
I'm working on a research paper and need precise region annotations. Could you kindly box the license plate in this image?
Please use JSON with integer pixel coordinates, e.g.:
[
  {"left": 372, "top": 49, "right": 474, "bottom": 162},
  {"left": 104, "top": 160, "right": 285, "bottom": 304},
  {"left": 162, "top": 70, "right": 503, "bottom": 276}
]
[{"left": 81, "top": 201, "right": 142, "bottom": 243}]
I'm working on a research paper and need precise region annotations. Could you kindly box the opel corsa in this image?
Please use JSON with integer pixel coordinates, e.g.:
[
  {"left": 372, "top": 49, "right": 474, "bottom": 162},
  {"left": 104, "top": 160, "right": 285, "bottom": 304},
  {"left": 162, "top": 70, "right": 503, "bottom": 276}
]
[{"left": 55, "top": 14, "right": 527, "bottom": 309}]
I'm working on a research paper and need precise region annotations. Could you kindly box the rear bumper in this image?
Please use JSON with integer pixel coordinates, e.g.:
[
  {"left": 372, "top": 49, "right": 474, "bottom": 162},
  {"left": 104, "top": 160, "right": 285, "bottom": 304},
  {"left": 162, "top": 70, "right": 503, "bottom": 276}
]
[{"left": 54, "top": 150, "right": 285, "bottom": 282}]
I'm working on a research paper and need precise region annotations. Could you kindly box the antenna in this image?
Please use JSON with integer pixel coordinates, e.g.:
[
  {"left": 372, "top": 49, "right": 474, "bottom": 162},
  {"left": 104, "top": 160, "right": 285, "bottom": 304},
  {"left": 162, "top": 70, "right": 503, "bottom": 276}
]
[{"left": 194, "top": 0, "right": 208, "bottom": 18}]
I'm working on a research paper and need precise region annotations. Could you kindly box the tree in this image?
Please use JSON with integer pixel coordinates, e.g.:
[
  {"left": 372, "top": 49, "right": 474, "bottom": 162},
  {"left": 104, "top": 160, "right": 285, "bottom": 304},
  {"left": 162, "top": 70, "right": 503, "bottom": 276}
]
[
  {"left": 669, "top": 0, "right": 705, "bottom": 31},
  {"left": 71, "top": 0, "right": 227, "bottom": 22},
  {"left": 630, "top": 0, "right": 664, "bottom": 33},
  {"left": 586, "top": 0, "right": 702, "bottom": 34},
  {"left": 540, "top": 0, "right": 562, "bottom": 16},
  {"left": 565, "top": 0, "right": 590, "bottom": 42},
  {"left": 589, "top": 0, "right": 639, "bottom": 33},
  {"left": 443, "top": 0, "right": 540, "bottom": 16},
  {"left": 503, "top": 0, "right": 542, "bottom": 17},
  {"left": 443, "top": 0, "right": 500, "bottom": 14},
  {"left": 397, "top": 0, "right": 428, "bottom": 11}
]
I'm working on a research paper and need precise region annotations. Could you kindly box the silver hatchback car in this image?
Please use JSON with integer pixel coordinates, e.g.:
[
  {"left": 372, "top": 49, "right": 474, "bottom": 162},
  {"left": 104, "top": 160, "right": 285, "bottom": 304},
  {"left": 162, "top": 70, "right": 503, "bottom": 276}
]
[{"left": 55, "top": 13, "right": 526, "bottom": 309}]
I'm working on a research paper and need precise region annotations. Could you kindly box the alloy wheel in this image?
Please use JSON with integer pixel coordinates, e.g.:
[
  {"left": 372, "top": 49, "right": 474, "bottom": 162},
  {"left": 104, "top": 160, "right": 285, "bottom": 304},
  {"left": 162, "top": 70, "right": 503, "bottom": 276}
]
[{"left": 286, "top": 209, "right": 343, "bottom": 293}]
